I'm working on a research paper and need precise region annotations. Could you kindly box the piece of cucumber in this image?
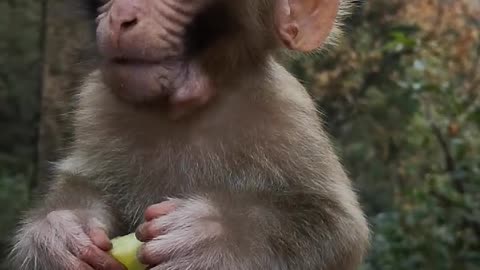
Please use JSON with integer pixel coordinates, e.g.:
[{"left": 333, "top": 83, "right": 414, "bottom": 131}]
[{"left": 110, "top": 233, "right": 146, "bottom": 270}]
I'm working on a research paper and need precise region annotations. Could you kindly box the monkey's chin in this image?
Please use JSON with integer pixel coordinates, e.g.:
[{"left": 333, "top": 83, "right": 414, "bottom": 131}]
[
  {"left": 101, "top": 59, "right": 180, "bottom": 104},
  {"left": 101, "top": 59, "right": 215, "bottom": 117}
]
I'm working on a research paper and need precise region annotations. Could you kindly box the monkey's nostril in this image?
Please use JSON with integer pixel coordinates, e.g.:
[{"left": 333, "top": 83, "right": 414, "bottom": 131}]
[{"left": 120, "top": 18, "right": 138, "bottom": 30}]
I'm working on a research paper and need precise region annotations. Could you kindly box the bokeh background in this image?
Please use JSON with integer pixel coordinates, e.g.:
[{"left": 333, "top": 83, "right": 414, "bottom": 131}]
[{"left": 1, "top": 0, "right": 479, "bottom": 269}]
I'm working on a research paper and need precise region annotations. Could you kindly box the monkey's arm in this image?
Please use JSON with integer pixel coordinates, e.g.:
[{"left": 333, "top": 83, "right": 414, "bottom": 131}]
[
  {"left": 9, "top": 172, "right": 124, "bottom": 270},
  {"left": 137, "top": 189, "right": 369, "bottom": 270},
  {"left": 27, "top": 173, "right": 118, "bottom": 231}
]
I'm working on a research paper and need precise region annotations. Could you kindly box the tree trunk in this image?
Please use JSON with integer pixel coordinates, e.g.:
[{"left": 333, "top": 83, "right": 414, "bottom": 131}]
[{"left": 38, "top": 0, "right": 92, "bottom": 183}]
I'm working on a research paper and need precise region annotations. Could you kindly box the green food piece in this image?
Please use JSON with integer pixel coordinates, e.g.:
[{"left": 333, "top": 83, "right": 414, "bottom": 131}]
[{"left": 110, "top": 233, "right": 146, "bottom": 270}]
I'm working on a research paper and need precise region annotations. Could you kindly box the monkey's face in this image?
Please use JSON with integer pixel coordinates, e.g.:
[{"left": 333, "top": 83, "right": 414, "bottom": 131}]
[
  {"left": 96, "top": 0, "right": 218, "bottom": 109},
  {"left": 96, "top": 0, "right": 340, "bottom": 113}
]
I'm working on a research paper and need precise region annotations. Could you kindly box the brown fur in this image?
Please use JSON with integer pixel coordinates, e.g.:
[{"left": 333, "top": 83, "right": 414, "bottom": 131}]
[{"left": 9, "top": 1, "right": 368, "bottom": 269}]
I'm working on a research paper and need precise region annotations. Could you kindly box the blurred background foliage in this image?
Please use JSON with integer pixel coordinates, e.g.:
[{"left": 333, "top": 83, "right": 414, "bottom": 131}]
[
  {"left": 0, "top": 0, "right": 479, "bottom": 269},
  {"left": 0, "top": 0, "right": 42, "bottom": 268}
]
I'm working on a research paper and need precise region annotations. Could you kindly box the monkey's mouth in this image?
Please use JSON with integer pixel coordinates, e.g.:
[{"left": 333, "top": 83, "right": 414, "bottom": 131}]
[
  {"left": 95, "top": 0, "right": 225, "bottom": 115},
  {"left": 108, "top": 57, "right": 181, "bottom": 77},
  {"left": 111, "top": 58, "right": 167, "bottom": 66}
]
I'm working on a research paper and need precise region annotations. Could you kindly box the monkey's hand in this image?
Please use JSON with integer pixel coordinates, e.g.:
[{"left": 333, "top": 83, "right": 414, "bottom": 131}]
[
  {"left": 11, "top": 210, "right": 126, "bottom": 270},
  {"left": 136, "top": 192, "right": 369, "bottom": 270},
  {"left": 136, "top": 198, "right": 228, "bottom": 270}
]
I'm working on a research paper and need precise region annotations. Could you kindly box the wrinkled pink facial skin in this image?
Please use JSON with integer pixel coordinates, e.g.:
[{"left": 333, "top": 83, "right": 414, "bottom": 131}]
[{"left": 96, "top": 0, "right": 213, "bottom": 115}]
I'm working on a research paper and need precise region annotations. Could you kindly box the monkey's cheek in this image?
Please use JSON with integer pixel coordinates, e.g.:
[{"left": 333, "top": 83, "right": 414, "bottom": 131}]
[{"left": 168, "top": 64, "right": 215, "bottom": 118}]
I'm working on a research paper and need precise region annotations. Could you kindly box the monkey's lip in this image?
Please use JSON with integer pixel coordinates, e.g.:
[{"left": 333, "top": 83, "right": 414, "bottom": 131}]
[{"left": 108, "top": 57, "right": 180, "bottom": 67}]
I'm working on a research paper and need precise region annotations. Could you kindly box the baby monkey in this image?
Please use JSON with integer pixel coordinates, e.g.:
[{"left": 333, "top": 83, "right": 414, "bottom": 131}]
[{"left": 10, "top": 0, "right": 369, "bottom": 269}]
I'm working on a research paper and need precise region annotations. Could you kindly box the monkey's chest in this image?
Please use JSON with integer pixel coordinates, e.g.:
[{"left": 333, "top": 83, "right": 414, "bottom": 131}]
[{"left": 101, "top": 141, "right": 283, "bottom": 230}]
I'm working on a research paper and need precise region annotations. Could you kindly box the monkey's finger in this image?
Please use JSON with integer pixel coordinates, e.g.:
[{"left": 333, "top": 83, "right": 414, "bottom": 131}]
[
  {"left": 78, "top": 245, "right": 127, "bottom": 270},
  {"left": 76, "top": 260, "right": 96, "bottom": 270},
  {"left": 148, "top": 263, "right": 175, "bottom": 270},
  {"left": 62, "top": 251, "right": 96, "bottom": 270},
  {"left": 88, "top": 228, "right": 113, "bottom": 251},
  {"left": 137, "top": 242, "right": 171, "bottom": 266},
  {"left": 144, "top": 201, "right": 177, "bottom": 221},
  {"left": 136, "top": 221, "right": 166, "bottom": 242}
]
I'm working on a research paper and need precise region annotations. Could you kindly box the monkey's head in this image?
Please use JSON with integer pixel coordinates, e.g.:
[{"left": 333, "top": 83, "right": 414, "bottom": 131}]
[{"left": 94, "top": 0, "right": 348, "bottom": 114}]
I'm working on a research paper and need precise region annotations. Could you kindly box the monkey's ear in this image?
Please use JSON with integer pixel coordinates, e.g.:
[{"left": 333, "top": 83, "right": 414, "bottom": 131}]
[{"left": 276, "top": 0, "right": 340, "bottom": 52}]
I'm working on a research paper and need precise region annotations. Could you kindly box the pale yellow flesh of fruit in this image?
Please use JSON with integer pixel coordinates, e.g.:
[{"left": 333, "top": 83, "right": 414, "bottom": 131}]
[{"left": 110, "top": 233, "right": 146, "bottom": 270}]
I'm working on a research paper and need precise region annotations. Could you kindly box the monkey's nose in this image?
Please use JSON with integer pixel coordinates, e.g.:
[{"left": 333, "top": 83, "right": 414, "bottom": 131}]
[{"left": 108, "top": 0, "right": 141, "bottom": 43}]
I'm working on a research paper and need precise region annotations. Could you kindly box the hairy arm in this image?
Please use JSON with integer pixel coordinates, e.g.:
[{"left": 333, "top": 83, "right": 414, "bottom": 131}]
[{"left": 9, "top": 171, "right": 124, "bottom": 270}]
